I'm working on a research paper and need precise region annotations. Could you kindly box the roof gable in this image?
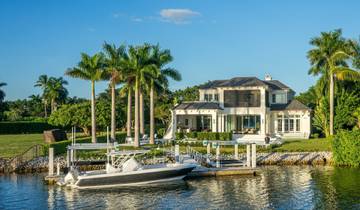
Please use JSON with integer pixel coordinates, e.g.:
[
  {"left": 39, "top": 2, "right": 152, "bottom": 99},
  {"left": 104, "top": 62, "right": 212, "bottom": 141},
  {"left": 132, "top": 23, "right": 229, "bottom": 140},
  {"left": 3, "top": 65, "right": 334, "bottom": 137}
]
[{"left": 270, "top": 99, "right": 311, "bottom": 111}]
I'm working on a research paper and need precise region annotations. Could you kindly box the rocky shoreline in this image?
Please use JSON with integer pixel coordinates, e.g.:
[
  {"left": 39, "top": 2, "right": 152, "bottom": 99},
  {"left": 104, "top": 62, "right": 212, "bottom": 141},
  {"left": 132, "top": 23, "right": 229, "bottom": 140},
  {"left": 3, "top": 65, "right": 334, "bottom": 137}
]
[{"left": 0, "top": 151, "right": 332, "bottom": 174}]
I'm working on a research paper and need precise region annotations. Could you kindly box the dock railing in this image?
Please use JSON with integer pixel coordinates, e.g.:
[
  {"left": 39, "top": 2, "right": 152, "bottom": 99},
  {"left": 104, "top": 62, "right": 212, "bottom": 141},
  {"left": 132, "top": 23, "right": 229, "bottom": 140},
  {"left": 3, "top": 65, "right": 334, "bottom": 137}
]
[{"left": 7, "top": 144, "right": 46, "bottom": 172}]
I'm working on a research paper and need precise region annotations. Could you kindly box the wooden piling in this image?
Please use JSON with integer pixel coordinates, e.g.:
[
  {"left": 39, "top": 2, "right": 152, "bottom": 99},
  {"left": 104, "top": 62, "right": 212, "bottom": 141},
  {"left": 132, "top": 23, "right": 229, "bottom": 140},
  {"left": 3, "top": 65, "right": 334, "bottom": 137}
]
[
  {"left": 234, "top": 144, "right": 239, "bottom": 160},
  {"left": 216, "top": 145, "right": 220, "bottom": 168}
]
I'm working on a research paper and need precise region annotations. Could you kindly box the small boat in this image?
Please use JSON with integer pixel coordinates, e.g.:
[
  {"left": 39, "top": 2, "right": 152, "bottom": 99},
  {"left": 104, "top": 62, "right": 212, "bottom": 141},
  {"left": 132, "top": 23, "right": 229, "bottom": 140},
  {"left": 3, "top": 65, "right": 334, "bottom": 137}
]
[{"left": 59, "top": 149, "right": 196, "bottom": 189}]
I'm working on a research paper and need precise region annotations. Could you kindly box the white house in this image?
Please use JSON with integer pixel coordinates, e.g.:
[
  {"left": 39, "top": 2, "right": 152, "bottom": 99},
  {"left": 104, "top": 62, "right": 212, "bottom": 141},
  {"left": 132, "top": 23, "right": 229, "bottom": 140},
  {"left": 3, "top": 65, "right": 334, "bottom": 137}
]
[{"left": 168, "top": 75, "right": 311, "bottom": 141}]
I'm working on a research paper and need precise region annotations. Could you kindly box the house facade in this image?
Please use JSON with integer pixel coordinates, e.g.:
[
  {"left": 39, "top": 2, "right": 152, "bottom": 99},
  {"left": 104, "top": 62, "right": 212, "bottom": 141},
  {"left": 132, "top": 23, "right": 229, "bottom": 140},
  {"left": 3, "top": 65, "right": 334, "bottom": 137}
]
[{"left": 169, "top": 75, "right": 311, "bottom": 141}]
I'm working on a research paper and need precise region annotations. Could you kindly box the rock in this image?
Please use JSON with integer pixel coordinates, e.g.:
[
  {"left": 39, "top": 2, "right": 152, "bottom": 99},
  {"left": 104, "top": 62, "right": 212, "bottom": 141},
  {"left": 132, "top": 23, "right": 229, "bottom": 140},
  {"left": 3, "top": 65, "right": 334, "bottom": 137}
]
[{"left": 43, "top": 129, "right": 68, "bottom": 143}]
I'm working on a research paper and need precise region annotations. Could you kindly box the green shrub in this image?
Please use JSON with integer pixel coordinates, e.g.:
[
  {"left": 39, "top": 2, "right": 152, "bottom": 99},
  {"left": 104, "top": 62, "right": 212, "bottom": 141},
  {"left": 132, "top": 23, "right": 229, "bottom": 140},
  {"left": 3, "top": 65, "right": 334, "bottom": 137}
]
[
  {"left": 176, "top": 132, "right": 232, "bottom": 141},
  {"left": 175, "top": 132, "right": 184, "bottom": 140},
  {"left": 219, "top": 132, "right": 233, "bottom": 140},
  {"left": 0, "top": 121, "right": 58, "bottom": 134},
  {"left": 332, "top": 130, "right": 360, "bottom": 167}
]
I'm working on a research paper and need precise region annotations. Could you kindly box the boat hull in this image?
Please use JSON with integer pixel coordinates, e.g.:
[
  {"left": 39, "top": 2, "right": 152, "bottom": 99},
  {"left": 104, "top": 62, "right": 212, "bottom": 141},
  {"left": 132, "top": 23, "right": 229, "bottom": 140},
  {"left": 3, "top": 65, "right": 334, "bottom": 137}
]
[{"left": 72, "top": 164, "right": 196, "bottom": 189}]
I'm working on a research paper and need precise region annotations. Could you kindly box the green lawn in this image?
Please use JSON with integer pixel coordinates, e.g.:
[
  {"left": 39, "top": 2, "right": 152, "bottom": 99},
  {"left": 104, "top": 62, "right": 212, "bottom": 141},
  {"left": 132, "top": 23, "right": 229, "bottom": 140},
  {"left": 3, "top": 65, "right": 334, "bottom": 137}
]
[
  {"left": 0, "top": 134, "right": 44, "bottom": 158},
  {"left": 0, "top": 133, "right": 332, "bottom": 159}
]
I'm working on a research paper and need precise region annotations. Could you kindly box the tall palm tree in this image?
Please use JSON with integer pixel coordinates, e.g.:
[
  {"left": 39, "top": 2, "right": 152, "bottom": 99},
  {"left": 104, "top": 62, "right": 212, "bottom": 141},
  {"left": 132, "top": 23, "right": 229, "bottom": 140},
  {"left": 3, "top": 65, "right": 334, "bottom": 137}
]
[
  {"left": 149, "top": 45, "right": 181, "bottom": 144},
  {"left": 66, "top": 53, "right": 105, "bottom": 143},
  {"left": 123, "top": 44, "right": 157, "bottom": 147},
  {"left": 0, "top": 82, "right": 6, "bottom": 102},
  {"left": 307, "top": 29, "right": 360, "bottom": 136},
  {"left": 47, "top": 77, "right": 68, "bottom": 113},
  {"left": 103, "top": 42, "right": 126, "bottom": 142},
  {"left": 120, "top": 83, "right": 134, "bottom": 137},
  {"left": 34, "top": 75, "right": 50, "bottom": 117}
]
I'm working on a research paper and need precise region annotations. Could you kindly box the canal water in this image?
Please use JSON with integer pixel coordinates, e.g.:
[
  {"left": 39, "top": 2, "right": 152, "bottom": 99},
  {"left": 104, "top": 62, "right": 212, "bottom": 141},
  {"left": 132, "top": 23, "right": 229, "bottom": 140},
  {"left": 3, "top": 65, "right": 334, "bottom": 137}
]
[{"left": 1, "top": 166, "right": 360, "bottom": 209}]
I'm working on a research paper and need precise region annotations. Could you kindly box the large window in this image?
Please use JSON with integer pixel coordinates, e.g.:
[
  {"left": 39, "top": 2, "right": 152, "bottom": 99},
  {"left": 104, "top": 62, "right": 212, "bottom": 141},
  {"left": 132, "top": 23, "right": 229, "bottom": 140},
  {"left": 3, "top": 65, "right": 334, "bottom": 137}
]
[
  {"left": 196, "top": 115, "right": 212, "bottom": 131},
  {"left": 277, "top": 114, "right": 301, "bottom": 133},
  {"left": 225, "top": 115, "right": 260, "bottom": 134},
  {"left": 224, "top": 90, "right": 261, "bottom": 107},
  {"left": 274, "top": 93, "right": 286, "bottom": 104}
]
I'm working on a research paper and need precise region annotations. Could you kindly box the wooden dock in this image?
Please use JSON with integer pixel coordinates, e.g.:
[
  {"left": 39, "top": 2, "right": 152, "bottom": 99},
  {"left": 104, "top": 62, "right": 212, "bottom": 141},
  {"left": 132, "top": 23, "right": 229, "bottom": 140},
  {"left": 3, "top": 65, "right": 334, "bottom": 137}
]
[{"left": 187, "top": 167, "right": 258, "bottom": 178}]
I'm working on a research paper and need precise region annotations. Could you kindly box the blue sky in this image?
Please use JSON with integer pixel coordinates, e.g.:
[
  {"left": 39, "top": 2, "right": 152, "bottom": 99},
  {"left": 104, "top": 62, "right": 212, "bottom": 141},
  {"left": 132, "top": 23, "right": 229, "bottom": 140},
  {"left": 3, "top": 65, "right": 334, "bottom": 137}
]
[{"left": 1, "top": 0, "right": 360, "bottom": 100}]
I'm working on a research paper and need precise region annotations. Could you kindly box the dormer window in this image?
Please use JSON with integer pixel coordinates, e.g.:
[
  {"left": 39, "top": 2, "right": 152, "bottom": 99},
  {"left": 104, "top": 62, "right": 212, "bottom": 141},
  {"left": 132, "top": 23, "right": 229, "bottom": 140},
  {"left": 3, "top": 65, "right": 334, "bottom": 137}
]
[
  {"left": 204, "top": 94, "right": 209, "bottom": 101},
  {"left": 273, "top": 93, "right": 286, "bottom": 104},
  {"left": 214, "top": 94, "right": 219, "bottom": 102}
]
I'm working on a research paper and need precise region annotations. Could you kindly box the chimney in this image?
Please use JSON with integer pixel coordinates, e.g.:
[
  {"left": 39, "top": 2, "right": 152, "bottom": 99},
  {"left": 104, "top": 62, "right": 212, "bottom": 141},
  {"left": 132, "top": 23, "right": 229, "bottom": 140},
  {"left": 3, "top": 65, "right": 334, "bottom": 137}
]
[{"left": 265, "top": 74, "right": 272, "bottom": 81}]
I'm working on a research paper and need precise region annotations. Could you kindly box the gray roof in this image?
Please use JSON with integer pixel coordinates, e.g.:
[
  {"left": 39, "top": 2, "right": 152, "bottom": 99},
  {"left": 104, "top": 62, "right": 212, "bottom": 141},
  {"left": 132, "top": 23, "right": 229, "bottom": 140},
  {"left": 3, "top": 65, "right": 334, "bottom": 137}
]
[
  {"left": 174, "top": 102, "right": 223, "bottom": 110},
  {"left": 270, "top": 99, "right": 311, "bottom": 111},
  {"left": 199, "top": 77, "right": 292, "bottom": 91}
]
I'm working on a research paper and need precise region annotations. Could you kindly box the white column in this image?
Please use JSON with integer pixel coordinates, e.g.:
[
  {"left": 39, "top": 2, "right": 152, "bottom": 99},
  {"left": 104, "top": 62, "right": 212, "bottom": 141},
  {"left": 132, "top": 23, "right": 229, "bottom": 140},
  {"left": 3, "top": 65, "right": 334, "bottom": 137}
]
[
  {"left": 251, "top": 143, "right": 257, "bottom": 168},
  {"left": 212, "top": 112, "right": 217, "bottom": 132},
  {"left": 246, "top": 144, "right": 251, "bottom": 167},
  {"left": 48, "top": 148, "right": 54, "bottom": 176},
  {"left": 234, "top": 144, "right": 239, "bottom": 160},
  {"left": 216, "top": 145, "right": 220, "bottom": 168}
]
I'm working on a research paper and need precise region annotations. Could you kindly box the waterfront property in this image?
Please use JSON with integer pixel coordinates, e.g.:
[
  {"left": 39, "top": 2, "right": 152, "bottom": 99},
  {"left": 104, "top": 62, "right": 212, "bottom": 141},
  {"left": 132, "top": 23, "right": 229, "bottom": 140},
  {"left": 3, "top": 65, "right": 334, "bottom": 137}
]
[{"left": 169, "top": 75, "right": 311, "bottom": 141}]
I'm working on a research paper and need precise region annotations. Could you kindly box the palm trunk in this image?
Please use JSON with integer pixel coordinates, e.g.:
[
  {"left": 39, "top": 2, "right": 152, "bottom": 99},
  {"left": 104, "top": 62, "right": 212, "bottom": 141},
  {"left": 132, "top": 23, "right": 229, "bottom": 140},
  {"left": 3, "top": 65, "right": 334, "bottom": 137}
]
[
  {"left": 51, "top": 98, "right": 55, "bottom": 114},
  {"left": 134, "top": 77, "right": 140, "bottom": 147},
  {"left": 111, "top": 82, "right": 116, "bottom": 142},
  {"left": 44, "top": 100, "right": 48, "bottom": 118},
  {"left": 329, "top": 73, "right": 334, "bottom": 136},
  {"left": 140, "top": 89, "right": 144, "bottom": 135},
  {"left": 91, "top": 81, "right": 97, "bottom": 143},
  {"left": 127, "top": 88, "right": 132, "bottom": 137},
  {"left": 150, "top": 80, "right": 155, "bottom": 144}
]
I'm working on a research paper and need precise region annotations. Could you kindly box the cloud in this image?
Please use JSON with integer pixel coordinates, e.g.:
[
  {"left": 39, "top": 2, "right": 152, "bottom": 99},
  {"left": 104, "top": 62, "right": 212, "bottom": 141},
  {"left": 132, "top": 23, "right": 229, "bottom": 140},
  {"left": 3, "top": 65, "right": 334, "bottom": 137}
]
[
  {"left": 160, "top": 9, "right": 200, "bottom": 24},
  {"left": 113, "top": 12, "right": 125, "bottom": 19}
]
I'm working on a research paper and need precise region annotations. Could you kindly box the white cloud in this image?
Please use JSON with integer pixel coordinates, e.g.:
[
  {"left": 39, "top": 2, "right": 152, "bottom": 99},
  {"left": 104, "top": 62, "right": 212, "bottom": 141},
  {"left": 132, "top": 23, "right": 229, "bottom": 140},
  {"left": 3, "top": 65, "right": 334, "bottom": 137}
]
[
  {"left": 131, "top": 17, "right": 143, "bottom": 22},
  {"left": 160, "top": 9, "right": 200, "bottom": 24}
]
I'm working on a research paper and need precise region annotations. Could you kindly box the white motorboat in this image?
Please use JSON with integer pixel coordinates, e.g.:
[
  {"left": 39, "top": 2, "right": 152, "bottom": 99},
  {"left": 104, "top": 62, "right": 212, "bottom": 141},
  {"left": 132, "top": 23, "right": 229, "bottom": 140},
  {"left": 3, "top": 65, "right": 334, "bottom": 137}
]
[{"left": 59, "top": 149, "right": 196, "bottom": 189}]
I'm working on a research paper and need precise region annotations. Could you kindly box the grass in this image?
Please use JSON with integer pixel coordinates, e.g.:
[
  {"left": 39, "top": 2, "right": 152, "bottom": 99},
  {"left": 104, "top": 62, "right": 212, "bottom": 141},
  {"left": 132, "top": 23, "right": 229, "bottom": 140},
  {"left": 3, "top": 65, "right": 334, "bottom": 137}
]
[
  {"left": 0, "top": 134, "right": 44, "bottom": 158},
  {"left": 177, "top": 137, "right": 333, "bottom": 155},
  {"left": 0, "top": 132, "right": 332, "bottom": 159}
]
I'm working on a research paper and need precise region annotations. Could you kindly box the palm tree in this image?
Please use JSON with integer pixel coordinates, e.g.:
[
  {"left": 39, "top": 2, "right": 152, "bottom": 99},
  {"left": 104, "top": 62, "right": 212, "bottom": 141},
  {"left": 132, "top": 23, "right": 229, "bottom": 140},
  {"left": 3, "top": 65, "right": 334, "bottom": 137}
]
[
  {"left": 0, "top": 82, "right": 6, "bottom": 102},
  {"left": 120, "top": 83, "right": 135, "bottom": 137},
  {"left": 34, "top": 75, "right": 50, "bottom": 117},
  {"left": 149, "top": 45, "right": 181, "bottom": 144},
  {"left": 47, "top": 77, "right": 68, "bottom": 113},
  {"left": 103, "top": 42, "right": 126, "bottom": 142},
  {"left": 123, "top": 44, "right": 157, "bottom": 147},
  {"left": 66, "top": 53, "right": 105, "bottom": 143},
  {"left": 307, "top": 29, "right": 360, "bottom": 136}
]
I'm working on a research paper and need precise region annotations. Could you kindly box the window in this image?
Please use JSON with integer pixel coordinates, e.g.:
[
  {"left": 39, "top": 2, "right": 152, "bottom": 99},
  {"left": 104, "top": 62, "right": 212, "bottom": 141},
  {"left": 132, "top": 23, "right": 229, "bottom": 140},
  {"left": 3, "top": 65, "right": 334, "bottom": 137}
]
[
  {"left": 185, "top": 119, "right": 189, "bottom": 126},
  {"left": 284, "top": 116, "right": 289, "bottom": 132},
  {"left": 296, "top": 119, "right": 300, "bottom": 131},
  {"left": 266, "top": 91, "right": 269, "bottom": 107},
  {"left": 277, "top": 114, "right": 301, "bottom": 133},
  {"left": 214, "top": 94, "right": 219, "bottom": 101},
  {"left": 204, "top": 94, "right": 209, "bottom": 101},
  {"left": 275, "top": 93, "right": 286, "bottom": 104},
  {"left": 208, "top": 94, "right": 213, "bottom": 101},
  {"left": 289, "top": 119, "right": 294, "bottom": 131},
  {"left": 224, "top": 90, "right": 261, "bottom": 107},
  {"left": 272, "top": 94, "right": 276, "bottom": 103},
  {"left": 277, "top": 118, "right": 283, "bottom": 132}
]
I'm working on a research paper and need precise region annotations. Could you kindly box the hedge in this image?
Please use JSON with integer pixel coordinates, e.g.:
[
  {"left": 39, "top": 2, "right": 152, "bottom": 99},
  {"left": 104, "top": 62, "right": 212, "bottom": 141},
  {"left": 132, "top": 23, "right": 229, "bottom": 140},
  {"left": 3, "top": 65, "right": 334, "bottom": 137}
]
[
  {"left": 332, "top": 130, "right": 360, "bottom": 167},
  {"left": 0, "top": 121, "right": 58, "bottom": 134},
  {"left": 47, "top": 132, "right": 128, "bottom": 155},
  {"left": 176, "top": 132, "right": 233, "bottom": 141}
]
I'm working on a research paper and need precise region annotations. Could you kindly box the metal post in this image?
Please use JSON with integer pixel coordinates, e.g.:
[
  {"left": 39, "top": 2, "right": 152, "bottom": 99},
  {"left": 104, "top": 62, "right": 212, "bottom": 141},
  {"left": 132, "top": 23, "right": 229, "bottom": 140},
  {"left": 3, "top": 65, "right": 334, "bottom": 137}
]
[
  {"left": 246, "top": 144, "right": 251, "bottom": 167},
  {"left": 251, "top": 143, "right": 257, "bottom": 168},
  {"left": 56, "top": 162, "right": 60, "bottom": 175},
  {"left": 216, "top": 145, "right": 220, "bottom": 168},
  {"left": 48, "top": 148, "right": 54, "bottom": 176},
  {"left": 66, "top": 149, "right": 70, "bottom": 168},
  {"left": 107, "top": 126, "right": 110, "bottom": 164},
  {"left": 175, "top": 144, "right": 180, "bottom": 163},
  {"left": 234, "top": 144, "right": 239, "bottom": 160},
  {"left": 206, "top": 143, "right": 211, "bottom": 163}
]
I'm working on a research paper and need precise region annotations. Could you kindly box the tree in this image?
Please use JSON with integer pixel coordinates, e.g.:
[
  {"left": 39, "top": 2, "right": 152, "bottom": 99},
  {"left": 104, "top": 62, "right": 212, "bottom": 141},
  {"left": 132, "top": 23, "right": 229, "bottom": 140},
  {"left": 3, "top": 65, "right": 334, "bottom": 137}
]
[
  {"left": 66, "top": 53, "right": 106, "bottom": 143},
  {"left": 122, "top": 44, "right": 157, "bottom": 147},
  {"left": 0, "top": 82, "right": 6, "bottom": 102},
  {"left": 149, "top": 45, "right": 181, "bottom": 144},
  {"left": 34, "top": 75, "right": 50, "bottom": 117},
  {"left": 103, "top": 42, "right": 126, "bottom": 142},
  {"left": 47, "top": 77, "right": 68, "bottom": 113},
  {"left": 353, "top": 107, "right": 360, "bottom": 129},
  {"left": 307, "top": 29, "right": 360, "bottom": 136}
]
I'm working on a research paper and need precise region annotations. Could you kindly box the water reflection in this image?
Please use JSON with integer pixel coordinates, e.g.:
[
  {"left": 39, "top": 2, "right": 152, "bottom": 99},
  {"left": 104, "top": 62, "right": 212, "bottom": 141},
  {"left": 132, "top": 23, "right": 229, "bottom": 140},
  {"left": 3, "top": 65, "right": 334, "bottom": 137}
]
[{"left": 1, "top": 166, "right": 360, "bottom": 209}]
